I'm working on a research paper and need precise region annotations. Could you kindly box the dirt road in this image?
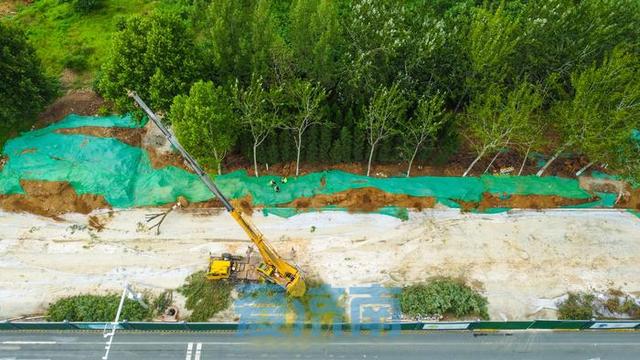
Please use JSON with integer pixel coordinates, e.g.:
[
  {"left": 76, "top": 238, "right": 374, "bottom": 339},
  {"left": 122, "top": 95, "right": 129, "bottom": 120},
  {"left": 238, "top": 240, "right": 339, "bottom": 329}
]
[{"left": 0, "top": 208, "right": 638, "bottom": 320}]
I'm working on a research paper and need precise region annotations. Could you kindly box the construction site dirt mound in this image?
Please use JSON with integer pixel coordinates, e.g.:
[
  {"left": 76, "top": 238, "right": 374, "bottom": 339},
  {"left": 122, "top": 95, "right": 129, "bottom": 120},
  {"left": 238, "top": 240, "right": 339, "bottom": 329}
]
[
  {"left": 458, "top": 193, "right": 596, "bottom": 212},
  {"left": 618, "top": 187, "right": 640, "bottom": 211},
  {"left": 284, "top": 187, "right": 436, "bottom": 213},
  {"left": 56, "top": 126, "right": 145, "bottom": 147},
  {"left": 0, "top": 180, "right": 110, "bottom": 218}
]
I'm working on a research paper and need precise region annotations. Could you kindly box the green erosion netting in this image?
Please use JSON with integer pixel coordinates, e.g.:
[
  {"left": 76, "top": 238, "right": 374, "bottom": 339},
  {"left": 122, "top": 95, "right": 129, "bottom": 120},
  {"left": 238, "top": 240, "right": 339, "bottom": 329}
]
[{"left": 0, "top": 114, "right": 629, "bottom": 217}]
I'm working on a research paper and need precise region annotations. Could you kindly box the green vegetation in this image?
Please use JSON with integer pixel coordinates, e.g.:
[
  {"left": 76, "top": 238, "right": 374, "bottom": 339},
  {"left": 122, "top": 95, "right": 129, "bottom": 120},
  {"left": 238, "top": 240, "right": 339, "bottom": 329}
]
[
  {"left": 47, "top": 294, "right": 152, "bottom": 321},
  {"left": 170, "top": 80, "right": 238, "bottom": 174},
  {"left": 4, "top": 0, "right": 640, "bottom": 180},
  {"left": 558, "top": 290, "right": 640, "bottom": 320},
  {"left": 178, "top": 271, "right": 233, "bottom": 322},
  {"left": 3, "top": 0, "right": 173, "bottom": 79},
  {"left": 400, "top": 278, "right": 489, "bottom": 320},
  {"left": 0, "top": 22, "right": 57, "bottom": 146},
  {"left": 557, "top": 292, "right": 596, "bottom": 320}
]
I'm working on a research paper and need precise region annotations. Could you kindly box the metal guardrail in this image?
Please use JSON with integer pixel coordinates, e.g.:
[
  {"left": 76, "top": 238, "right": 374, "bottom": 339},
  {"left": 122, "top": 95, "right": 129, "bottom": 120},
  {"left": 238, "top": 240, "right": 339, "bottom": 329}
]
[{"left": 1, "top": 320, "right": 639, "bottom": 331}]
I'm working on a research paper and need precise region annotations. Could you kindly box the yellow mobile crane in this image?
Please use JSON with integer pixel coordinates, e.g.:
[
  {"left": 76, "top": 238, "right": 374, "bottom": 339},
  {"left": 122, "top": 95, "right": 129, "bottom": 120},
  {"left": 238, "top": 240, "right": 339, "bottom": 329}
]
[{"left": 129, "top": 91, "right": 306, "bottom": 297}]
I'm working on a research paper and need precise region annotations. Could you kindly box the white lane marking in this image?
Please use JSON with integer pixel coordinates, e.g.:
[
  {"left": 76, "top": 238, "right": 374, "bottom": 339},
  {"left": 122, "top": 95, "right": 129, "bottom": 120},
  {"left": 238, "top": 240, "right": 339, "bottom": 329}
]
[
  {"left": 1, "top": 341, "right": 56, "bottom": 345},
  {"left": 185, "top": 342, "right": 193, "bottom": 360},
  {"left": 194, "top": 342, "right": 202, "bottom": 360}
]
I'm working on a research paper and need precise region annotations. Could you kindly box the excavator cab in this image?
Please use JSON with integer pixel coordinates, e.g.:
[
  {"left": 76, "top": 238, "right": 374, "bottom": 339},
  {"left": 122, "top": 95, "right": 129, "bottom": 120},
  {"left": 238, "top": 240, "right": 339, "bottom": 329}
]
[{"left": 206, "top": 253, "right": 240, "bottom": 280}]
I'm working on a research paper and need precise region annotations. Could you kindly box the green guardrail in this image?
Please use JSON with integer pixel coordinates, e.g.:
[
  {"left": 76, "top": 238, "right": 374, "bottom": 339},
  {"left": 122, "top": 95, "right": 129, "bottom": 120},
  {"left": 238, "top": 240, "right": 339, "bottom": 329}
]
[{"left": 1, "top": 320, "right": 639, "bottom": 331}]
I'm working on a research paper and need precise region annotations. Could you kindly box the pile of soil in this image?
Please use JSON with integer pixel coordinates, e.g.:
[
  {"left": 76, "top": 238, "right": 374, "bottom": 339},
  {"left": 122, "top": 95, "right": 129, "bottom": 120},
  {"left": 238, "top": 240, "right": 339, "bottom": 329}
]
[
  {"left": 618, "top": 187, "right": 640, "bottom": 211},
  {"left": 36, "top": 90, "right": 105, "bottom": 129},
  {"left": 56, "top": 126, "right": 145, "bottom": 147},
  {"left": 283, "top": 187, "right": 436, "bottom": 213},
  {"left": 457, "top": 193, "right": 596, "bottom": 212},
  {"left": 0, "top": 180, "right": 110, "bottom": 218}
]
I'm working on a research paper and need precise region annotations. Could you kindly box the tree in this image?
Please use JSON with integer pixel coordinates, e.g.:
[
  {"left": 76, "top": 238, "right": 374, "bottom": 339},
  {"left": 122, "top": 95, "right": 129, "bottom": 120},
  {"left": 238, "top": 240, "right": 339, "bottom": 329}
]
[
  {"left": 400, "top": 92, "right": 447, "bottom": 177},
  {"left": 0, "top": 23, "right": 57, "bottom": 145},
  {"left": 289, "top": 0, "right": 343, "bottom": 89},
  {"left": 462, "top": 81, "right": 543, "bottom": 176},
  {"left": 281, "top": 81, "right": 328, "bottom": 176},
  {"left": 359, "top": 83, "right": 408, "bottom": 176},
  {"left": 233, "top": 77, "right": 282, "bottom": 177},
  {"left": 538, "top": 48, "right": 640, "bottom": 177},
  {"left": 169, "top": 81, "right": 238, "bottom": 175},
  {"left": 97, "top": 11, "right": 201, "bottom": 112}
]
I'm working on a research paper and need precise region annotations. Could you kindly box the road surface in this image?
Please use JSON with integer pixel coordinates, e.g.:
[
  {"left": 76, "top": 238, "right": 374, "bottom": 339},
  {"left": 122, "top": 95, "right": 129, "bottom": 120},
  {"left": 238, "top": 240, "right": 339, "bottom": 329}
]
[{"left": 0, "top": 331, "right": 639, "bottom": 359}]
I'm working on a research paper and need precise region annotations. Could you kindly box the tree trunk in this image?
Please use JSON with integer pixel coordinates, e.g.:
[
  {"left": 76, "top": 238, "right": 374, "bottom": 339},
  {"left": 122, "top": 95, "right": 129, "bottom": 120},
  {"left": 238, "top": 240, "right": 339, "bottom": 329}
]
[
  {"left": 213, "top": 148, "right": 222, "bottom": 175},
  {"left": 366, "top": 142, "right": 377, "bottom": 177},
  {"left": 253, "top": 143, "right": 259, "bottom": 177},
  {"left": 518, "top": 145, "right": 531, "bottom": 176},
  {"left": 575, "top": 161, "right": 594, "bottom": 177},
  {"left": 536, "top": 146, "right": 565, "bottom": 177},
  {"left": 406, "top": 144, "right": 421, "bottom": 177},
  {"left": 483, "top": 151, "right": 501, "bottom": 174},
  {"left": 463, "top": 148, "right": 486, "bottom": 177},
  {"left": 295, "top": 133, "right": 302, "bottom": 177}
]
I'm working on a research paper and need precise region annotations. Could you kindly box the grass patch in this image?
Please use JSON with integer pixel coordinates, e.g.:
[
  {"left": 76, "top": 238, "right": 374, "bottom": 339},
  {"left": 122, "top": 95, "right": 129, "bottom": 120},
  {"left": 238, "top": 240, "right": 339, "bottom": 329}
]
[
  {"left": 178, "top": 270, "right": 233, "bottom": 322},
  {"left": 47, "top": 293, "right": 152, "bottom": 321},
  {"left": 400, "top": 278, "right": 489, "bottom": 320},
  {"left": 3, "top": 0, "right": 179, "bottom": 84}
]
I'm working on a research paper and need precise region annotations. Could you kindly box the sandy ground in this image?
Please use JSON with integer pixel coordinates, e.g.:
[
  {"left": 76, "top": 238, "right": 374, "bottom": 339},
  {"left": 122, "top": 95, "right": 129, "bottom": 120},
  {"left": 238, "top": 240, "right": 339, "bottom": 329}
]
[{"left": 0, "top": 208, "right": 638, "bottom": 320}]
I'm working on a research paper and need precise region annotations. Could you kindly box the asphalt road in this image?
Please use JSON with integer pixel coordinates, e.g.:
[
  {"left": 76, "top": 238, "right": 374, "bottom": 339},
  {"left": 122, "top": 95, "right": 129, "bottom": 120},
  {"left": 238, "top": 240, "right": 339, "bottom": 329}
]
[{"left": 1, "top": 331, "right": 639, "bottom": 360}]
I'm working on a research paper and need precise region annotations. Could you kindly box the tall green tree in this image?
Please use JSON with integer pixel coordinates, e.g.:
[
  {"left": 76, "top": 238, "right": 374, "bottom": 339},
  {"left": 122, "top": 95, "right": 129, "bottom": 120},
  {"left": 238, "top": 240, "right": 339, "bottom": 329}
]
[
  {"left": 169, "top": 81, "right": 238, "bottom": 175},
  {"left": 462, "top": 81, "right": 543, "bottom": 176},
  {"left": 233, "top": 77, "right": 282, "bottom": 177},
  {"left": 0, "top": 23, "right": 57, "bottom": 145},
  {"left": 97, "top": 11, "right": 201, "bottom": 112},
  {"left": 281, "top": 80, "right": 328, "bottom": 176},
  {"left": 400, "top": 92, "right": 447, "bottom": 177},
  {"left": 538, "top": 48, "right": 640, "bottom": 177},
  {"left": 359, "top": 83, "right": 408, "bottom": 176},
  {"left": 289, "top": 0, "right": 342, "bottom": 89}
]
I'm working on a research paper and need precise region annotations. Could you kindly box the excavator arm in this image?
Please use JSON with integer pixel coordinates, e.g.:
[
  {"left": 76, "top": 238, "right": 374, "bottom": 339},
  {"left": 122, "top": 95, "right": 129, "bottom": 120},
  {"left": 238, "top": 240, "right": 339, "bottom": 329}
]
[{"left": 128, "top": 91, "right": 305, "bottom": 297}]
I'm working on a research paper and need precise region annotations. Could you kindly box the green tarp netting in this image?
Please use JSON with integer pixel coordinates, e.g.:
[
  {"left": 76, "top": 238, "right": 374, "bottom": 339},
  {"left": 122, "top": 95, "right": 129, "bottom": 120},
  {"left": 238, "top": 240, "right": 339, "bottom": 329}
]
[{"left": 0, "top": 114, "right": 627, "bottom": 217}]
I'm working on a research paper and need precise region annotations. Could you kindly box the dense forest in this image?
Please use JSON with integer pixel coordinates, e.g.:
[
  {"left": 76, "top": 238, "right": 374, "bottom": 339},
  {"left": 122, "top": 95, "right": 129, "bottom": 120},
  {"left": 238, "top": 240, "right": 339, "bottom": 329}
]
[{"left": 2, "top": 0, "right": 640, "bottom": 180}]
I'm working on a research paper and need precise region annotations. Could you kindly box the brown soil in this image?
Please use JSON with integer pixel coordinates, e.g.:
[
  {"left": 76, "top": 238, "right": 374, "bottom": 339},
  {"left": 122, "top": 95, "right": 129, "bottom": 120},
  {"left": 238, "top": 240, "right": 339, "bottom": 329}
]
[
  {"left": 618, "top": 187, "right": 640, "bottom": 211},
  {"left": 0, "top": 180, "right": 110, "bottom": 218},
  {"left": 283, "top": 187, "right": 436, "bottom": 213},
  {"left": 56, "top": 127, "right": 145, "bottom": 147},
  {"left": 231, "top": 195, "right": 254, "bottom": 215},
  {"left": 88, "top": 215, "right": 106, "bottom": 232},
  {"left": 146, "top": 147, "right": 189, "bottom": 171},
  {"left": 457, "top": 192, "right": 596, "bottom": 212},
  {"left": 0, "top": 154, "right": 7, "bottom": 172},
  {"left": 36, "top": 90, "right": 105, "bottom": 129},
  {"left": 0, "top": 0, "right": 28, "bottom": 16}
]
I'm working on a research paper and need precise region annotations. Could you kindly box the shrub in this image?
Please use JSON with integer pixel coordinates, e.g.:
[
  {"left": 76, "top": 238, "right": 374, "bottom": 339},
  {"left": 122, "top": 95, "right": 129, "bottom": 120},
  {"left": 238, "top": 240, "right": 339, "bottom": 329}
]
[
  {"left": 47, "top": 294, "right": 152, "bottom": 322},
  {"left": 400, "top": 278, "right": 489, "bottom": 319},
  {"left": 557, "top": 292, "right": 595, "bottom": 320},
  {"left": 73, "top": 0, "right": 103, "bottom": 13},
  {"left": 178, "top": 271, "right": 232, "bottom": 322}
]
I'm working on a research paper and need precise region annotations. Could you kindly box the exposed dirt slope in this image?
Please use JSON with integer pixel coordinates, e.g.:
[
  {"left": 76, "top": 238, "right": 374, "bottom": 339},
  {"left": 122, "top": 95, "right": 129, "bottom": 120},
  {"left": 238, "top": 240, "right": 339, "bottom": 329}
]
[
  {"left": 284, "top": 187, "right": 437, "bottom": 212},
  {"left": 0, "top": 180, "right": 109, "bottom": 218}
]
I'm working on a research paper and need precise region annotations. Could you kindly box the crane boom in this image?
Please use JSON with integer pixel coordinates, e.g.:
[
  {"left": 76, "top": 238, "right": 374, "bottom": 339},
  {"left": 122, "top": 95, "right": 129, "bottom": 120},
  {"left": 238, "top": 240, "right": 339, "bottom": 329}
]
[{"left": 128, "top": 91, "right": 306, "bottom": 297}]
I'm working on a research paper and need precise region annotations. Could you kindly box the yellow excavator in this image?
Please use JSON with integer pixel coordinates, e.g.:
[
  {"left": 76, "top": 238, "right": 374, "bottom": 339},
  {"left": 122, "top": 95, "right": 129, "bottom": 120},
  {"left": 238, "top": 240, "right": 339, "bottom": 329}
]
[{"left": 129, "top": 91, "right": 306, "bottom": 297}]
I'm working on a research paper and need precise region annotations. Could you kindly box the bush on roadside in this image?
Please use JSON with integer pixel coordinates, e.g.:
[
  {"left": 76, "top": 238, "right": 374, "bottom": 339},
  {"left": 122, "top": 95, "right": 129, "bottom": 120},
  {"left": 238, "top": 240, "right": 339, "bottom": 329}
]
[
  {"left": 178, "top": 271, "right": 233, "bottom": 322},
  {"left": 400, "top": 278, "right": 489, "bottom": 320},
  {"left": 47, "top": 294, "right": 152, "bottom": 322},
  {"left": 557, "top": 292, "right": 595, "bottom": 320}
]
